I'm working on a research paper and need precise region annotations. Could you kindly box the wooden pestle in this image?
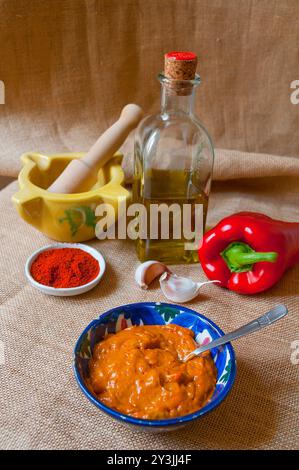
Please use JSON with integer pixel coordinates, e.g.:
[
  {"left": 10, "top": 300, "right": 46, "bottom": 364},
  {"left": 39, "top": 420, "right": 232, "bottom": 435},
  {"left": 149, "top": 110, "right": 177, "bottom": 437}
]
[{"left": 48, "top": 103, "right": 143, "bottom": 194}]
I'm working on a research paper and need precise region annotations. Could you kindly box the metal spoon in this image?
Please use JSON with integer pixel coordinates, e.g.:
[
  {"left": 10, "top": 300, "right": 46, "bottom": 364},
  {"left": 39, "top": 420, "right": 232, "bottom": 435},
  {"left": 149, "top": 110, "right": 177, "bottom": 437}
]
[{"left": 183, "top": 304, "right": 288, "bottom": 362}]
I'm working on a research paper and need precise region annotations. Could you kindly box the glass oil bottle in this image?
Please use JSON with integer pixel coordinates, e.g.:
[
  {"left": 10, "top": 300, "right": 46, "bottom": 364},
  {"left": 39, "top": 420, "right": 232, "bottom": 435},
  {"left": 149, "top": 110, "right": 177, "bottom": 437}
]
[{"left": 133, "top": 51, "right": 214, "bottom": 264}]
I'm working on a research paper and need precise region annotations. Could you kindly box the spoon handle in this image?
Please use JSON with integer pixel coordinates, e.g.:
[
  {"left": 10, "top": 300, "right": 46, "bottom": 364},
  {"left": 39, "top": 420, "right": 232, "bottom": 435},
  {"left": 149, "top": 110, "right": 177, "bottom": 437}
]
[{"left": 183, "top": 304, "right": 288, "bottom": 362}]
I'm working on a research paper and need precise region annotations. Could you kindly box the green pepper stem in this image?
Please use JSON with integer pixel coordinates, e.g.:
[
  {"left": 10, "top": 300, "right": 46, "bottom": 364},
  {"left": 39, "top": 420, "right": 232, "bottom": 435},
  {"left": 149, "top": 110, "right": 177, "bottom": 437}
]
[
  {"left": 228, "top": 251, "right": 278, "bottom": 265},
  {"left": 221, "top": 242, "right": 278, "bottom": 273}
]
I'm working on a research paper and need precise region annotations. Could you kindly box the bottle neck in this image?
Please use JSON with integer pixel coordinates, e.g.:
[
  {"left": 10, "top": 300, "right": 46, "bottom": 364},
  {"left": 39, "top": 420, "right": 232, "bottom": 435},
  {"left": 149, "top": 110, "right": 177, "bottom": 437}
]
[
  {"left": 161, "top": 85, "right": 195, "bottom": 115},
  {"left": 158, "top": 73, "right": 200, "bottom": 117}
]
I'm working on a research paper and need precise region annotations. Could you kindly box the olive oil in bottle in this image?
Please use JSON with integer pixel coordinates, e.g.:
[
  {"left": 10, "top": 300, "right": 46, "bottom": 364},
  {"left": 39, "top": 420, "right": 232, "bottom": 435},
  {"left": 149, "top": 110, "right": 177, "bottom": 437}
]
[{"left": 133, "top": 52, "right": 214, "bottom": 264}]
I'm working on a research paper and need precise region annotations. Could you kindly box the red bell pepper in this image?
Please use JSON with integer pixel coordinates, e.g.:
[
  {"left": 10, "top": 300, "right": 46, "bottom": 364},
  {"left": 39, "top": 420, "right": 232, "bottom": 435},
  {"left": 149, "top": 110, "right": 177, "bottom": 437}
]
[{"left": 198, "top": 212, "right": 299, "bottom": 294}]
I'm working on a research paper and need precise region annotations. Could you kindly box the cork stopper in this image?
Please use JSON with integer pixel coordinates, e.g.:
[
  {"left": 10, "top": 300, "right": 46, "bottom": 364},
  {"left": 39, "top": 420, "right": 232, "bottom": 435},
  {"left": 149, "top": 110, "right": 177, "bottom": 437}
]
[{"left": 164, "top": 51, "right": 197, "bottom": 81}]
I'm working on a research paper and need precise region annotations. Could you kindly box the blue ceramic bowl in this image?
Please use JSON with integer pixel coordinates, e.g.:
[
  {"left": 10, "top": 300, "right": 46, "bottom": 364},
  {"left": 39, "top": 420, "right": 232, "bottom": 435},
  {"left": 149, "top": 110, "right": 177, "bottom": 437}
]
[{"left": 74, "top": 302, "right": 236, "bottom": 432}]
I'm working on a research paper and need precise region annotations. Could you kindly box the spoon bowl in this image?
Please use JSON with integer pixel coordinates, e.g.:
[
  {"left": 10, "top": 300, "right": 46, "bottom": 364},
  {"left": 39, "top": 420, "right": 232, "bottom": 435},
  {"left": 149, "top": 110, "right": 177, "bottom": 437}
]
[{"left": 159, "top": 272, "right": 221, "bottom": 303}]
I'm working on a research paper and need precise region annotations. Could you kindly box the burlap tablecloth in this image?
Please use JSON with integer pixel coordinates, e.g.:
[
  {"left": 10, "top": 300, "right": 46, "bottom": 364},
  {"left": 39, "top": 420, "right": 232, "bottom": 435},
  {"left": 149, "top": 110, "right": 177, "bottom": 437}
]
[{"left": 0, "top": 148, "right": 298, "bottom": 450}]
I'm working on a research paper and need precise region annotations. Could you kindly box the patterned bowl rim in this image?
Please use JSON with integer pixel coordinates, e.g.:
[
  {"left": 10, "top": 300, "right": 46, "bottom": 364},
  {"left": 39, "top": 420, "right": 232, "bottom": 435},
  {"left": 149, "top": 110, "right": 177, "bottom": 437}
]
[{"left": 73, "top": 302, "right": 236, "bottom": 427}]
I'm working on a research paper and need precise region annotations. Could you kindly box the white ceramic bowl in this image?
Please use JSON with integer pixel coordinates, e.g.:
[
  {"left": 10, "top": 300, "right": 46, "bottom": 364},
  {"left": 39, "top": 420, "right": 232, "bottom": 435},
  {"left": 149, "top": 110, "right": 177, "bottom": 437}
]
[{"left": 25, "top": 243, "right": 106, "bottom": 296}]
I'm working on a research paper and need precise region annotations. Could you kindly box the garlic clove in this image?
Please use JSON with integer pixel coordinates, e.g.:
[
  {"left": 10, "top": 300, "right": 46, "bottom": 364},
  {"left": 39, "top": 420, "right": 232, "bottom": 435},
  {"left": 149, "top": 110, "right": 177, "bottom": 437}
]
[
  {"left": 135, "top": 260, "right": 170, "bottom": 290},
  {"left": 159, "top": 272, "right": 220, "bottom": 303}
]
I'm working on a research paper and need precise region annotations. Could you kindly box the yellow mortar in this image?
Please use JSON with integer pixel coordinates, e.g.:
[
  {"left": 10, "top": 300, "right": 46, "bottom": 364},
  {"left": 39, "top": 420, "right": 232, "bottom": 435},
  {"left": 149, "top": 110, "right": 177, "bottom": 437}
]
[{"left": 12, "top": 152, "right": 130, "bottom": 242}]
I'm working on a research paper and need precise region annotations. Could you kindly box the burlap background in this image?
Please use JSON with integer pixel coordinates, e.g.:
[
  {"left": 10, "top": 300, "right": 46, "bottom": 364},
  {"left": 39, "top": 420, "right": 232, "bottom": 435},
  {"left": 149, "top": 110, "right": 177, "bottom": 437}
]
[
  {"left": 0, "top": 163, "right": 298, "bottom": 450},
  {"left": 0, "top": 0, "right": 298, "bottom": 451},
  {"left": 0, "top": 0, "right": 299, "bottom": 179}
]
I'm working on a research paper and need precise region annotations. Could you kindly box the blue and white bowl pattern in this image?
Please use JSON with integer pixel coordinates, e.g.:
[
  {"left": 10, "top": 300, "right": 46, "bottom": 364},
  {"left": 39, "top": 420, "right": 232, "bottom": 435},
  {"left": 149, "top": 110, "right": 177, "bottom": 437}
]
[{"left": 74, "top": 302, "right": 236, "bottom": 432}]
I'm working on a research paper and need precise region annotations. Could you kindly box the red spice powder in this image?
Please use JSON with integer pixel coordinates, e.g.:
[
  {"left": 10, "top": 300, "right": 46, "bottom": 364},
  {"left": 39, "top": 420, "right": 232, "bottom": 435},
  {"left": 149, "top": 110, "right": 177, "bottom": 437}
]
[{"left": 30, "top": 248, "right": 100, "bottom": 288}]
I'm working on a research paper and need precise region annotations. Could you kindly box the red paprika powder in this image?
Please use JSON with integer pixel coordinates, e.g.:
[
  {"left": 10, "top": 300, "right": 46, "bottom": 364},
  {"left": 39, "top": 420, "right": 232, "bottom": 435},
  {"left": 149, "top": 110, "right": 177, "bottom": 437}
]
[{"left": 30, "top": 248, "right": 100, "bottom": 288}]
